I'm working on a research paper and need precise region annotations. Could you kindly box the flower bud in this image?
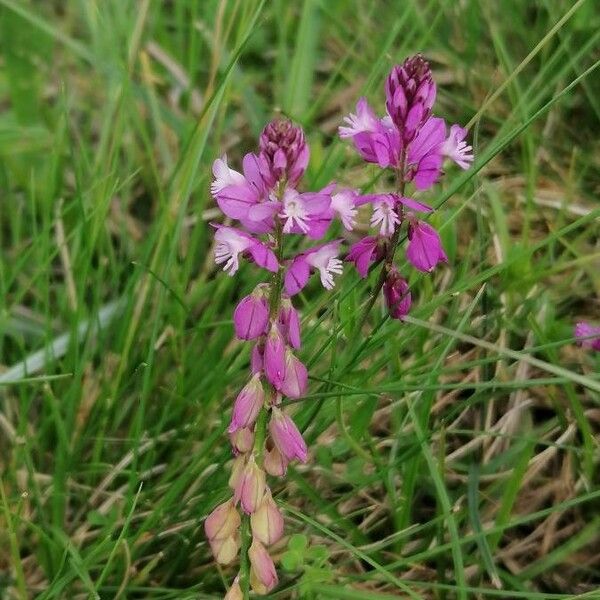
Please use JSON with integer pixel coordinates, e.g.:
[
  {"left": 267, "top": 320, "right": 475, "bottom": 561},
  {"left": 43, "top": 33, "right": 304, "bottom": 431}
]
[
  {"left": 264, "top": 445, "right": 288, "bottom": 477},
  {"left": 229, "top": 373, "right": 265, "bottom": 433},
  {"left": 210, "top": 533, "right": 240, "bottom": 565},
  {"left": 259, "top": 119, "right": 309, "bottom": 185},
  {"left": 233, "top": 289, "right": 269, "bottom": 340},
  {"left": 251, "top": 343, "right": 264, "bottom": 374},
  {"left": 234, "top": 454, "right": 266, "bottom": 514},
  {"left": 269, "top": 407, "right": 308, "bottom": 463},
  {"left": 279, "top": 349, "right": 308, "bottom": 399},
  {"left": 249, "top": 539, "right": 278, "bottom": 594},
  {"left": 383, "top": 268, "right": 411, "bottom": 320},
  {"left": 251, "top": 488, "right": 284, "bottom": 546},
  {"left": 229, "top": 427, "right": 255, "bottom": 454},
  {"left": 224, "top": 577, "right": 243, "bottom": 600},
  {"left": 204, "top": 499, "right": 241, "bottom": 542},
  {"left": 264, "top": 325, "right": 286, "bottom": 390},
  {"left": 385, "top": 54, "right": 435, "bottom": 142}
]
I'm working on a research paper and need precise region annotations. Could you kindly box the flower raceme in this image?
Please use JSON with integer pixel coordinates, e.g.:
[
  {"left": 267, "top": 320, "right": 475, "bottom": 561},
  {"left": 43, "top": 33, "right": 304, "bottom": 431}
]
[
  {"left": 340, "top": 54, "right": 474, "bottom": 319},
  {"left": 206, "top": 118, "right": 354, "bottom": 596},
  {"left": 206, "top": 56, "right": 475, "bottom": 597}
]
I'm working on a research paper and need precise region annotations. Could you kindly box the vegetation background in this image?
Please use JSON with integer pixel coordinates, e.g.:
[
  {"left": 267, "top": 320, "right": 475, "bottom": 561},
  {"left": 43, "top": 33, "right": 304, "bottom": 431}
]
[{"left": 0, "top": 0, "right": 599, "bottom": 598}]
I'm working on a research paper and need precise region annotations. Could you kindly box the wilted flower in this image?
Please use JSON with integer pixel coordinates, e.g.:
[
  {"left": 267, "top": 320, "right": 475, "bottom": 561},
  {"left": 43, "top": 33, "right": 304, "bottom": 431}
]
[
  {"left": 210, "top": 533, "right": 241, "bottom": 565},
  {"left": 234, "top": 455, "right": 266, "bottom": 514},
  {"left": 229, "top": 427, "right": 255, "bottom": 454},
  {"left": 224, "top": 577, "right": 243, "bottom": 600},
  {"left": 204, "top": 499, "right": 241, "bottom": 542},
  {"left": 249, "top": 539, "right": 279, "bottom": 594},
  {"left": 250, "top": 488, "right": 285, "bottom": 546},
  {"left": 263, "top": 445, "right": 288, "bottom": 477}
]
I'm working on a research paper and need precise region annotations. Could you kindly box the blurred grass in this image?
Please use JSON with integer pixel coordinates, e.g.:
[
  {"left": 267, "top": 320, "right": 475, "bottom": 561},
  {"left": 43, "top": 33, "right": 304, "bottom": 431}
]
[{"left": 0, "top": 0, "right": 599, "bottom": 598}]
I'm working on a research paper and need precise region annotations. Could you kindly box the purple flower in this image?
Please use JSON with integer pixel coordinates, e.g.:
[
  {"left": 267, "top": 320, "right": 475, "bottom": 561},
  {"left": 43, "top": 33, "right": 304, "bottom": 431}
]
[
  {"left": 330, "top": 189, "right": 358, "bottom": 230},
  {"left": 259, "top": 119, "right": 309, "bottom": 185},
  {"left": 233, "top": 288, "right": 269, "bottom": 340},
  {"left": 442, "top": 124, "right": 474, "bottom": 169},
  {"left": 279, "top": 299, "right": 301, "bottom": 349},
  {"left": 406, "top": 220, "right": 447, "bottom": 272},
  {"left": 264, "top": 325, "right": 287, "bottom": 390},
  {"left": 278, "top": 187, "right": 331, "bottom": 238},
  {"left": 369, "top": 195, "right": 401, "bottom": 236},
  {"left": 383, "top": 268, "right": 411, "bottom": 320},
  {"left": 269, "top": 407, "right": 308, "bottom": 463},
  {"left": 279, "top": 349, "right": 308, "bottom": 399},
  {"left": 574, "top": 322, "right": 600, "bottom": 351},
  {"left": 346, "top": 236, "right": 381, "bottom": 278},
  {"left": 339, "top": 97, "right": 381, "bottom": 138},
  {"left": 406, "top": 116, "right": 446, "bottom": 190},
  {"left": 228, "top": 374, "right": 265, "bottom": 433},
  {"left": 211, "top": 153, "right": 278, "bottom": 233},
  {"left": 284, "top": 241, "right": 343, "bottom": 296},
  {"left": 213, "top": 226, "right": 278, "bottom": 275},
  {"left": 385, "top": 54, "right": 436, "bottom": 142},
  {"left": 251, "top": 343, "right": 264, "bottom": 375},
  {"left": 211, "top": 155, "right": 246, "bottom": 195}
]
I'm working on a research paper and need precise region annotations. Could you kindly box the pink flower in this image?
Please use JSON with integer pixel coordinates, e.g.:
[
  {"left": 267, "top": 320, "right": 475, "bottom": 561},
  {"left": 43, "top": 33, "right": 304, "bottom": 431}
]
[
  {"left": 233, "top": 288, "right": 269, "bottom": 340},
  {"left": 330, "top": 189, "right": 358, "bottom": 230},
  {"left": 211, "top": 155, "right": 246, "bottom": 195},
  {"left": 229, "top": 374, "right": 265, "bottom": 433},
  {"left": 575, "top": 322, "right": 600, "bottom": 351},
  {"left": 406, "top": 220, "right": 447, "bottom": 272},
  {"left": 442, "top": 124, "right": 474, "bottom": 169},
  {"left": 205, "top": 499, "right": 241, "bottom": 542},
  {"left": 264, "top": 325, "right": 287, "bottom": 390},
  {"left": 279, "top": 349, "right": 308, "bottom": 399},
  {"left": 278, "top": 187, "right": 331, "bottom": 238},
  {"left": 284, "top": 241, "right": 343, "bottom": 296},
  {"left": 234, "top": 454, "right": 266, "bottom": 514},
  {"left": 259, "top": 119, "right": 309, "bottom": 185},
  {"left": 406, "top": 116, "right": 446, "bottom": 190},
  {"left": 369, "top": 195, "right": 401, "bottom": 236},
  {"left": 339, "top": 97, "right": 381, "bottom": 138},
  {"left": 346, "top": 236, "right": 381, "bottom": 278},
  {"left": 385, "top": 55, "right": 436, "bottom": 142},
  {"left": 279, "top": 299, "right": 301, "bottom": 349},
  {"left": 383, "top": 268, "right": 411, "bottom": 320},
  {"left": 248, "top": 540, "right": 278, "bottom": 594},
  {"left": 213, "top": 226, "right": 278, "bottom": 276},
  {"left": 269, "top": 407, "right": 308, "bottom": 463},
  {"left": 250, "top": 488, "right": 284, "bottom": 546}
]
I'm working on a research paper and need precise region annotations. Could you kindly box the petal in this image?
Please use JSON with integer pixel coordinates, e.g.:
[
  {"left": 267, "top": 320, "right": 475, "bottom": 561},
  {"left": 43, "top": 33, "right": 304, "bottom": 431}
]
[{"left": 284, "top": 257, "right": 310, "bottom": 296}]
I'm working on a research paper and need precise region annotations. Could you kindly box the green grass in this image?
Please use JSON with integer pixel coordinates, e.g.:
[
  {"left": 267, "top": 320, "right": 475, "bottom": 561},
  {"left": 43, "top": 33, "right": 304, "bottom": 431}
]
[{"left": 1, "top": 0, "right": 599, "bottom": 598}]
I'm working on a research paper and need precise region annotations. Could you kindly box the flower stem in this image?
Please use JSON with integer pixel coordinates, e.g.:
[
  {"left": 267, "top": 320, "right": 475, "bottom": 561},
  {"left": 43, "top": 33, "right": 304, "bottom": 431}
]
[
  {"left": 240, "top": 208, "right": 285, "bottom": 600},
  {"left": 355, "top": 153, "right": 407, "bottom": 333}
]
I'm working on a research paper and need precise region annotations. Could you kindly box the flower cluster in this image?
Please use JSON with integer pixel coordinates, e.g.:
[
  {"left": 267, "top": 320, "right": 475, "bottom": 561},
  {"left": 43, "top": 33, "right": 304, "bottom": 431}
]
[
  {"left": 340, "top": 54, "right": 474, "bottom": 319},
  {"left": 206, "top": 119, "right": 357, "bottom": 596}
]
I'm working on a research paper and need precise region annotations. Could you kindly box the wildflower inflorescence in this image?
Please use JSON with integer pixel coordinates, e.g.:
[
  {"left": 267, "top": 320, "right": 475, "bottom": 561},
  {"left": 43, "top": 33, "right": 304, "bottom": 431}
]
[
  {"left": 206, "top": 54, "right": 474, "bottom": 597},
  {"left": 340, "top": 54, "right": 473, "bottom": 319},
  {"left": 206, "top": 117, "right": 357, "bottom": 596}
]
